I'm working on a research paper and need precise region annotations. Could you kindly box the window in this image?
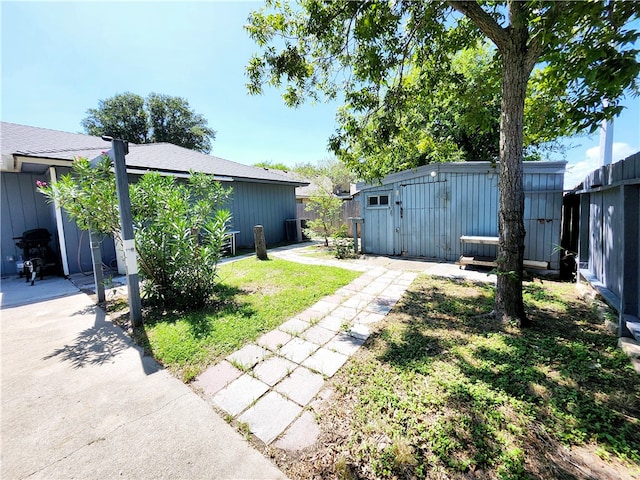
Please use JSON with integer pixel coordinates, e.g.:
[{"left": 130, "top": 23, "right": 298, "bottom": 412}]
[{"left": 367, "top": 194, "right": 390, "bottom": 207}]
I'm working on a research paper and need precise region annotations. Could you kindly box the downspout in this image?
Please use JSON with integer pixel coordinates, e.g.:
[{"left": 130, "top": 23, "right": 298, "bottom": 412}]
[{"left": 49, "top": 166, "right": 70, "bottom": 276}]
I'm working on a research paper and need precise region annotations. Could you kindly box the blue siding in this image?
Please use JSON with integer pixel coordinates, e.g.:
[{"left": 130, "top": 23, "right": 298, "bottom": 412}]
[
  {"left": 227, "top": 181, "right": 297, "bottom": 248},
  {"left": 360, "top": 162, "right": 565, "bottom": 268}
]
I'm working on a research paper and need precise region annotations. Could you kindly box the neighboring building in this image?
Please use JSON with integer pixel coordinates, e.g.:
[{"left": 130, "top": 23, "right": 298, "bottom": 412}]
[
  {"left": 567, "top": 152, "right": 640, "bottom": 339},
  {"left": 357, "top": 161, "right": 566, "bottom": 269},
  {"left": 0, "top": 122, "right": 306, "bottom": 276}
]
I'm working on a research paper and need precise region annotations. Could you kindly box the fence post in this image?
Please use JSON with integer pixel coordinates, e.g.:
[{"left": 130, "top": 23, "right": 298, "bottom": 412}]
[{"left": 254, "top": 225, "right": 268, "bottom": 260}]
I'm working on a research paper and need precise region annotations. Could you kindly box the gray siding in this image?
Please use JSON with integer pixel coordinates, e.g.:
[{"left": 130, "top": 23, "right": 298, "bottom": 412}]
[
  {"left": 360, "top": 162, "right": 565, "bottom": 268},
  {"left": 228, "top": 181, "right": 297, "bottom": 248}
]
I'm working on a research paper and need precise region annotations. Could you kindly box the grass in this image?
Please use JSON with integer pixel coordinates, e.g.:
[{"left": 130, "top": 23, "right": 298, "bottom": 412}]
[
  {"left": 135, "top": 257, "right": 359, "bottom": 381},
  {"left": 275, "top": 276, "right": 640, "bottom": 480}
]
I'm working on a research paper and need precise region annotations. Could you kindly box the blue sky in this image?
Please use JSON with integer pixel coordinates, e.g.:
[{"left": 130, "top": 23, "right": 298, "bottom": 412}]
[{"left": 2, "top": 1, "right": 638, "bottom": 188}]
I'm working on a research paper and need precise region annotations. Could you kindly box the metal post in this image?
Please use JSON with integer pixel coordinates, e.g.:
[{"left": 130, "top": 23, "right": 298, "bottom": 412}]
[
  {"left": 108, "top": 138, "right": 143, "bottom": 326},
  {"left": 88, "top": 229, "right": 105, "bottom": 303}
]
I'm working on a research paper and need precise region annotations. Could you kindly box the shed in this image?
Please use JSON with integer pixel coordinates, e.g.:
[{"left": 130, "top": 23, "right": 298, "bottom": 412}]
[
  {"left": 357, "top": 161, "right": 566, "bottom": 270},
  {"left": 1, "top": 122, "right": 306, "bottom": 277}
]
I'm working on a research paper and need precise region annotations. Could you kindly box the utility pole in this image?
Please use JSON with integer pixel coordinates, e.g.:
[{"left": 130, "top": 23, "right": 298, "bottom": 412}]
[{"left": 104, "top": 137, "right": 143, "bottom": 326}]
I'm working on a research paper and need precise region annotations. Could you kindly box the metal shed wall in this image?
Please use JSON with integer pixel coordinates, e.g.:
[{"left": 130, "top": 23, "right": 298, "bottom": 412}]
[{"left": 359, "top": 161, "right": 565, "bottom": 269}]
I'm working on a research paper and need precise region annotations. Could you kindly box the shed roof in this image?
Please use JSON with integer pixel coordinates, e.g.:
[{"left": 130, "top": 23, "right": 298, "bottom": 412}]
[
  {"left": 1, "top": 122, "right": 306, "bottom": 186},
  {"left": 358, "top": 161, "right": 566, "bottom": 190}
]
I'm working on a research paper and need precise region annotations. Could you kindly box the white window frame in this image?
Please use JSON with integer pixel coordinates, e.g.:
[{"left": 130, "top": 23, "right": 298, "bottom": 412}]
[{"left": 367, "top": 194, "right": 390, "bottom": 208}]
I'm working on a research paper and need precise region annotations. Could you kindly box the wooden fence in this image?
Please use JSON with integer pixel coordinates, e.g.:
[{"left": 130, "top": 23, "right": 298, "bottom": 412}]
[{"left": 297, "top": 198, "right": 360, "bottom": 236}]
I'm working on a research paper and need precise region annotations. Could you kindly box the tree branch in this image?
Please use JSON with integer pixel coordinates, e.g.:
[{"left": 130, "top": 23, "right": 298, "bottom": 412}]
[
  {"left": 525, "top": 1, "right": 565, "bottom": 72},
  {"left": 447, "top": 1, "right": 509, "bottom": 49}
]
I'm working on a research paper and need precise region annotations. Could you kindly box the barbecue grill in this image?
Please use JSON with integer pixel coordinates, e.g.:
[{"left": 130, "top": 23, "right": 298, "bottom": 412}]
[{"left": 13, "top": 228, "right": 59, "bottom": 285}]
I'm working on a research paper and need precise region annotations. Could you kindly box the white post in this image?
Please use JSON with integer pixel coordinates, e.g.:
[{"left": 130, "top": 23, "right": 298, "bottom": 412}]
[
  {"left": 599, "top": 99, "right": 614, "bottom": 166},
  {"left": 49, "top": 166, "right": 70, "bottom": 276}
]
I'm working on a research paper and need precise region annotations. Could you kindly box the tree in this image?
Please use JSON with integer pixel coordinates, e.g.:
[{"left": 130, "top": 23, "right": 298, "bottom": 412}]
[
  {"left": 305, "top": 183, "right": 343, "bottom": 247},
  {"left": 246, "top": 0, "right": 639, "bottom": 324},
  {"left": 82, "top": 92, "right": 217, "bottom": 153}
]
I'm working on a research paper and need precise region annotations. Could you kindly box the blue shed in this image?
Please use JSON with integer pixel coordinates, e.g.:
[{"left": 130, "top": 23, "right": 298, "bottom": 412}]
[
  {"left": 1, "top": 122, "right": 306, "bottom": 277},
  {"left": 357, "top": 161, "right": 566, "bottom": 270}
]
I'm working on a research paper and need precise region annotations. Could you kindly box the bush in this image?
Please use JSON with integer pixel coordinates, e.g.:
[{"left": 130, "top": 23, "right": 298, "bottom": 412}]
[
  {"left": 333, "top": 225, "right": 356, "bottom": 259},
  {"left": 39, "top": 157, "right": 232, "bottom": 311}
]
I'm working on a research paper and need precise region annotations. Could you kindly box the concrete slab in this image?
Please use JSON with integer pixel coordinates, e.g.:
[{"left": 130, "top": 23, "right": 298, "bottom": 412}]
[
  {"left": 0, "top": 275, "right": 79, "bottom": 308},
  {"left": 330, "top": 306, "right": 359, "bottom": 321},
  {"left": 193, "top": 360, "right": 242, "bottom": 397},
  {"left": 279, "top": 337, "right": 319, "bottom": 364},
  {"left": 226, "top": 344, "right": 269, "bottom": 370},
  {"left": 325, "top": 333, "right": 366, "bottom": 356},
  {"left": 257, "top": 329, "right": 293, "bottom": 352},
  {"left": 303, "top": 325, "right": 338, "bottom": 346},
  {"left": 275, "top": 366, "right": 325, "bottom": 406},
  {"left": 253, "top": 356, "right": 297, "bottom": 386},
  {"left": 309, "top": 300, "right": 338, "bottom": 315},
  {"left": 0, "top": 293, "right": 285, "bottom": 480},
  {"left": 273, "top": 411, "right": 320, "bottom": 451},
  {"left": 212, "top": 374, "right": 270, "bottom": 416},
  {"left": 238, "top": 391, "right": 302, "bottom": 445},
  {"left": 278, "top": 318, "right": 311, "bottom": 335},
  {"left": 302, "top": 348, "right": 349, "bottom": 377}
]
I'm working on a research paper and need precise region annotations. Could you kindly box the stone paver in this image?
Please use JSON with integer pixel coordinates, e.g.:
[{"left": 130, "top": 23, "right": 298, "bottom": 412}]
[
  {"left": 238, "top": 391, "right": 302, "bottom": 445},
  {"left": 193, "top": 246, "right": 434, "bottom": 449},
  {"left": 275, "top": 366, "right": 325, "bottom": 406},
  {"left": 302, "top": 347, "right": 349, "bottom": 377},
  {"left": 279, "top": 337, "right": 319, "bottom": 363},
  {"left": 325, "top": 333, "right": 366, "bottom": 356},
  {"left": 317, "top": 314, "right": 347, "bottom": 332},
  {"left": 349, "top": 324, "right": 371, "bottom": 341},
  {"left": 253, "top": 356, "right": 297, "bottom": 386},
  {"left": 272, "top": 411, "right": 321, "bottom": 451},
  {"left": 279, "top": 318, "right": 311, "bottom": 335},
  {"left": 212, "top": 374, "right": 270, "bottom": 416},
  {"left": 193, "top": 360, "right": 242, "bottom": 397},
  {"left": 303, "top": 325, "right": 337, "bottom": 346},
  {"left": 257, "top": 330, "right": 293, "bottom": 352},
  {"left": 226, "top": 344, "right": 269, "bottom": 370}
]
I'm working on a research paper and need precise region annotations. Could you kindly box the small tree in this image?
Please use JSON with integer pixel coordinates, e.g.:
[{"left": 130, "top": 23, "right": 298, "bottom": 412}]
[
  {"left": 39, "top": 157, "right": 232, "bottom": 310},
  {"left": 305, "top": 185, "right": 343, "bottom": 247}
]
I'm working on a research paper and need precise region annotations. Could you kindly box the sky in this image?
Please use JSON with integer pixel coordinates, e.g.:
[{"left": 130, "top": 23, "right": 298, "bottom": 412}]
[{"left": 2, "top": 1, "right": 639, "bottom": 189}]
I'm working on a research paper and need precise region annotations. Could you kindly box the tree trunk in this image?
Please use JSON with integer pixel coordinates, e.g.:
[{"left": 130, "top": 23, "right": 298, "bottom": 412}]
[{"left": 495, "top": 44, "right": 529, "bottom": 325}]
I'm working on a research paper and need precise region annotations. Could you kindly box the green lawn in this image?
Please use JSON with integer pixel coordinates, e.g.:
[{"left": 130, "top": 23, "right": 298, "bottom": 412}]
[
  {"left": 277, "top": 276, "right": 640, "bottom": 480},
  {"left": 137, "top": 257, "right": 360, "bottom": 381}
]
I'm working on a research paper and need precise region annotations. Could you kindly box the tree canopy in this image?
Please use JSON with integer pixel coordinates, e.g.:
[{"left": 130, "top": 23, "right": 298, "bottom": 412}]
[
  {"left": 82, "top": 92, "right": 217, "bottom": 153},
  {"left": 246, "top": 0, "right": 640, "bottom": 323}
]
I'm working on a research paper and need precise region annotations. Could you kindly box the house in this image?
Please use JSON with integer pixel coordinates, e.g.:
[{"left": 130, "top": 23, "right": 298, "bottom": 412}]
[
  {"left": 356, "top": 161, "right": 566, "bottom": 269},
  {"left": 565, "top": 152, "right": 640, "bottom": 339},
  {"left": 0, "top": 122, "right": 306, "bottom": 277}
]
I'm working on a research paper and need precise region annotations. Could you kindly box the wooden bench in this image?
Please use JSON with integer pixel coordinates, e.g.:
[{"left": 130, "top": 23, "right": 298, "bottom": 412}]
[{"left": 457, "top": 235, "right": 548, "bottom": 270}]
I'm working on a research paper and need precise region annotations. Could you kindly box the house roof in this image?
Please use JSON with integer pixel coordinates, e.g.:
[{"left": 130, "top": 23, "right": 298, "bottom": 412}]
[{"left": 1, "top": 122, "right": 306, "bottom": 186}]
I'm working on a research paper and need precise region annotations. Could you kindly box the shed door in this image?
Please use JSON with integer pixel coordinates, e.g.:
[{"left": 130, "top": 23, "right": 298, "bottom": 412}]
[{"left": 400, "top": 183, "right": 448, "bottom": 257}]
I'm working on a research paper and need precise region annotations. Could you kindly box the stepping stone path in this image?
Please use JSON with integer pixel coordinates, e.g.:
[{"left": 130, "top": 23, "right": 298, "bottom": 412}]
[{"left": 192, "top": 250, "right": 418, "bottom": 450}]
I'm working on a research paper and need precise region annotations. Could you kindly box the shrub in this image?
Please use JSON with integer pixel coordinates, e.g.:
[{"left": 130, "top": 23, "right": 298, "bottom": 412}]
[{"left": 39, "top": 156, "right": 232, "bottom": 311}]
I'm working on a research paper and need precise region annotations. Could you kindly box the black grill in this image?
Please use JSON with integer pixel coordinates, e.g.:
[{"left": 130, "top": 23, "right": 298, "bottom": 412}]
[{"left": 13, "top": 228, "right": 59, "bottom": 285}]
